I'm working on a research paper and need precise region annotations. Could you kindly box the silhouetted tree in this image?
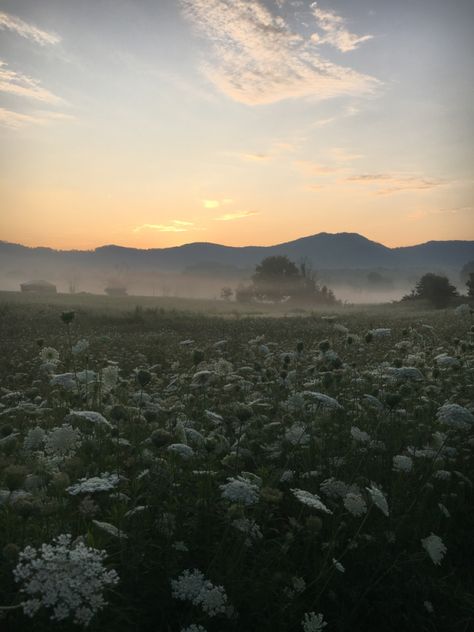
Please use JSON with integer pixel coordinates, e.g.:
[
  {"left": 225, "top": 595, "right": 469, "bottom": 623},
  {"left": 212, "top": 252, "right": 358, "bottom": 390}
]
[
  {"left": 405, "top": 272, "right": 458, "bottom": 308},
  {"left": 249, "top": 255, "right": 338, "bottom": 304},
  {"left": 466, "top": 272, "right": 474, "bottom": 297},
  {"left": 220, "top": 286, "right": 233, "bottom": 301},
  {"left": 252, "top": 256, "right": 300, "bottom": 301}
]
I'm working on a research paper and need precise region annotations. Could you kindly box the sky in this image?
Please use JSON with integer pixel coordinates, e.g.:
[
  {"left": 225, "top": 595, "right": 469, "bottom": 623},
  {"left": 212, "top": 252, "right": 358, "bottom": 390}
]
[{"left": 0, "top": 0, "right": 473, "bottom": 250}]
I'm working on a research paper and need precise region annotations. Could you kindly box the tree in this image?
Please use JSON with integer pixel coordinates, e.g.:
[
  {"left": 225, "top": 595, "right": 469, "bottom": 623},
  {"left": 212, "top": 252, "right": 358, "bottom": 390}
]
[
  {"left": 249, "top": 255, "right": 338, "bottom": 305},
  {"left": 467, "top": 272, "right": 474, "bottom": 297},
  {"left": 405, "top": 272, "right": 458, "bottom": 308},
  {"left": 252, "top": 256, "right": 300, "bottom": 301},
  {"left": 220, "top": 286, "right": 233, "bottom": 301}
]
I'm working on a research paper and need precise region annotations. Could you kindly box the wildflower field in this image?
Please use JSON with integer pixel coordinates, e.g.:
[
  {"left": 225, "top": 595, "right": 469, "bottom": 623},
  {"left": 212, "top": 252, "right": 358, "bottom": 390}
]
[{"left": 0, "top": 298, "right": 473, "bottom": 632}]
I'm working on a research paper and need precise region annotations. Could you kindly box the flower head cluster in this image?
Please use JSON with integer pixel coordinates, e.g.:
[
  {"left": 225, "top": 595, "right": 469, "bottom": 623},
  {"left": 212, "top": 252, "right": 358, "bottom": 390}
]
[
  {"left": 366, "top": 483, "right": 389, "bottom": 517},
  {"left": 301, "top": 611, "right": 327, "bottom": 632},
  {"left": 392, "top": 455, "right": 413, "bottom": 473},
  {"left": 67, "top": 472, "right": 119, "bottom": 496},
  {"left": 44, "top": 424, "right": 82, "bottom": 458},
  {"left": 171, "top": 569, "right": 228, "bottom": 617},
  {"left": 13, "top": 534, "right": 119, "bottom": 626},
  {"left": 343, "top": 492, "right": 367, "bottom": 517},
  {"left": 421, "top": 533, "right": 447, "bottom": 565},
  {"left": 220, "top": 475, "right": 260, "bottom": 506},
  {"left": 436, "top": 403, "right": 474, "bottom": 430},
  {"left": 40, "top": 347, "right": 60, "bottom": 363},
  {"left": 291, "top": 489, "right": 332, "bottom": 514}
]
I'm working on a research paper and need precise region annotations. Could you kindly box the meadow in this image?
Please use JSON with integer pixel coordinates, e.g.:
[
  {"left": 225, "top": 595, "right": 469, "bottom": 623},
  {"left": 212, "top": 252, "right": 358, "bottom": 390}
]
[{"left": 0, "top": 293, "right": 472, "bottom": 632}]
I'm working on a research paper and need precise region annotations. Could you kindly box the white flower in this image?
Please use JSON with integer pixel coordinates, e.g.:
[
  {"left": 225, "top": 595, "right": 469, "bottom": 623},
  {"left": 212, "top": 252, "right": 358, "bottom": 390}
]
[
  {"left": 92, "top": 520, "right": 128, "bottom": 539},
  {"left": 13, "top": 534, "right": 119, "bottom": 627},
  {"left": 65, "top": 410, "right": 112, "bottom": 428},
  {"left": 366, "top": 483, "right": 389, "bottom": 517},
  {"left": 392, "top": 455, "right": 413, "bottom": 473},
  {"left": 421, "top": 533, "right": 447, "bottom": 565},
  {"left": 171, "top": 569, "right": 228, "bottom": 617},
  {"left": 67, "top": 472, "right": 119, "bottom": 495},
  {"left": 40, "top": 347, "right": 59, "bottom": 363},
  {"left": 72, "top": 339, "right": 89, "bottom": 355},
  {"left": 303, "top": 391, "right": 343, "bottom": 410},
  {"left": 44, "top": 424, "right": 82, "bottom": 458},
  {"left": 167, "top": 443, "right": 195, "bottom": 459},
  {"left": 232, "top": 518, "right": 263, "bottom": 546},
  {"left": 291, "top": 489, "right": 332, "bottom": 514},
  {"left": 320, "top": 478, "right": 352, "bottom": 499},
  {"left": 332, "top": 558, "right": 345, "bottom": 573},
  {"left": 436, "top": 403, "right": 474, "bottom": 430},
  {"left": 50, "top": 373, "right": 77, "bottom": 391},
  {"left": 454, "top": 303, "right": 471, "bottom": 316},
  {"left": 285, "top": 423, "right": 310, "bottom": 446},
  {"left": 386, "top": 367, "right": 424, "bottom": 381},
  {"left": 220, "top": 476, "right": 259, "bottom": 506},
  {"left": 101, "top": 365, "right": 119, "bottom": 390},
  {"left": 343, "top": 492, "right": 367, "bottom": 517},
  {"left": 23, "top": 426, "right": 46, "bottom": 451},
  {"left": 434, "top": 354, "right": 460, "bottom": 368},
  {"left": 181, "top": 626, "right": 207, "bottom": 632},
  {"left": 369, "top": 328, "right": 391, "bottom": 338},
  {"left": 302, "top": 611, "right": 327, "bottom": 632},
  {"left": 350, "top": 426, "right": 371, "bottom": 443}
]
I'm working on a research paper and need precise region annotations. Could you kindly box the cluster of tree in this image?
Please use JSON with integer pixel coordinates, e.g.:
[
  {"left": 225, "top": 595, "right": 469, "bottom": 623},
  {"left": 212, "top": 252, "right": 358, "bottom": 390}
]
[
  {"left": 227, "top": 256, "right": 339, "bottom": 305},
  {"left": 403, "top": 270, "right": 474, "bottom": 308}
]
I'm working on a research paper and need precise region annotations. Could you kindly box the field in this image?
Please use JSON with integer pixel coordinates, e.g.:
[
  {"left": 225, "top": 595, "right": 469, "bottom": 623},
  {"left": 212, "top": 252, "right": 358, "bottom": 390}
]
[{"left": 0, "top": 294, "right": 473, "bottom": 632}]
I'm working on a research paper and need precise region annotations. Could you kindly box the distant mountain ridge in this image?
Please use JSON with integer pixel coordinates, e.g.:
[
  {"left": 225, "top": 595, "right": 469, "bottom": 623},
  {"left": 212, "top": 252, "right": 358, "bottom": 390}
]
[{"left": 1, "top": 232, "right": 473, "bottom": 270}]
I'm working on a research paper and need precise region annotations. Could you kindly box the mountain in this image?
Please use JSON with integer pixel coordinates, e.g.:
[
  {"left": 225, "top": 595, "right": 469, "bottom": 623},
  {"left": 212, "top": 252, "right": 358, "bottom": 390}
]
[{"left": 1, "top": 233, "right": 473, "bottom": 296}]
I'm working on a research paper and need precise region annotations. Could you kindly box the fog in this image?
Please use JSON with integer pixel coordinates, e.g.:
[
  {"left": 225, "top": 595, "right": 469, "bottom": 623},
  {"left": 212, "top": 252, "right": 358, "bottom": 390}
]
[{"left": 0, "top": 256, "right": 465, "bottom": 305}]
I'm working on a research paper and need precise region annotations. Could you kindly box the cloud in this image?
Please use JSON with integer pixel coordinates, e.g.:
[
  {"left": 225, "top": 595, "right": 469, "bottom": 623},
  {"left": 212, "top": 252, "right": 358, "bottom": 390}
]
[
  {"left": 311, "top": 5, "right": 373, "bottom": 53},
  {"left": 180, "top": 0, "right": 378, "bottom": 105},
  {"left": 133, "top": 220, "right": 195, "bottom": 233},
  {"left": 203, "top": 199, "right": 220, "bottom": 208},
  {"left": 346, "top": 173, "right": 447, "bottom": 195},
  {"left": 0, "top": 60, "right": 64, "bottom": 104},
  {"left": 214, "top": 210, "right": 258, "bottom": 221},
  {"left": 0, "top": 10, "right": 60, "bottom": 46},
  {"left": 331, "top": 147, "right": 363, "bottom": 162},
  {"left": 202, "top": 198, "right": 233, "bottom": 208},
  {"left": 294, "top": 160, "right": 344, "bottom": 176},
  {"left": 0, "top": 107, "right": 74, "bottom": 129}
]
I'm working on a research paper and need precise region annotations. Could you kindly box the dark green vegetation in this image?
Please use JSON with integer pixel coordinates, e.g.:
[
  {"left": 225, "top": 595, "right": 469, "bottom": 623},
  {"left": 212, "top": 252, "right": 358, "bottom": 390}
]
[{"left": 0, "top": 297, "right": 473, "bottom": 632}]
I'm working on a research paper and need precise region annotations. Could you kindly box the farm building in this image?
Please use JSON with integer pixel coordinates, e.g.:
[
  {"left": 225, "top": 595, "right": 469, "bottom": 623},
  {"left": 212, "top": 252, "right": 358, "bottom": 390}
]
[{"left": 20, "top": 280, "right": 57, "bottom": 293}]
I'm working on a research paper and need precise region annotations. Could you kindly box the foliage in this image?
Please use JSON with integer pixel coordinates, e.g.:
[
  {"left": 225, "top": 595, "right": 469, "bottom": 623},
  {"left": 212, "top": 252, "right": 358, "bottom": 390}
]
[
  {"left": 250, "top": 256, "right": 338, "bottom": 305},
  {"left": 404, "top": 273, "right": 458, "bottom": 308}
]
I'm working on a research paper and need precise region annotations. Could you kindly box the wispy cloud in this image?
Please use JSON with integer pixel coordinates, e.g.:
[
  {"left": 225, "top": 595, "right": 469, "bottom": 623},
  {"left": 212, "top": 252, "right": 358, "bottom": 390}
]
[
  {"left": 0, "top": 10, "right": 60, "bottom": 46},
  {"left": 0, "top": 60, "right": 64, "bottom": 104},
  {"left": 133, "top": 220, "right": 195, "bottom": 233},
  {"left": 294, "top": 160, "right": 345, "bottom": 176},
  {"left": 202, "top": 198, "right": 233, "bottom": 208},
  {"left": 180, "top": 0, "right": 378, "bottom": 105},
  {"left": 311, "top": 5, "right": 373, "bottom": 53},
  {"left": 0, "top": 107, "right": 74, "bottom": 129},
  {"left": 331, "top": 147, "right": 363, "bottom": 162},
  {"left": 214, "top": 211, "right": 258, "bottom": 221},
  {"left": 346, "top": 173, "right": 447, "bottom": 195}
]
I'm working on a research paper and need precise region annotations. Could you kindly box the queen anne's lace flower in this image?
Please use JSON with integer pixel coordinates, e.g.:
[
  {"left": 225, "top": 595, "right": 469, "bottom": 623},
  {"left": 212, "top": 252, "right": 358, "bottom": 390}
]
[
  {"left": 366, "top": 483, "right": 389, "bottom": 517},
  {"left": 301, "top": 611, "right": 327, "bottom": 632},
  {"left": 67, "top": 472, "right": 119, "bottom": 495},
  {"left": 421, "top": 533, "right": 447, "bottom": 565},
  {"left": 436, "top": 403, "right": 474, "bottom": 430},
  {"left": 392, "top": 455, "right": 413, "bottom": 473},
  {"left": 13, "top": 534, "right": 119, "bottom": 626},
  {"left": 291, "top": 489, "right": 332, "bottom": 514},
  {"left": 220, "top": 476, "right": 260, "bottom": 505},
  {"left": 45, "top": 424, "right": 82, "bottom": 458},
  {"left": 171, "top": 569, "right": 228, "bottom": 617},
  {"left": 343, "top": 492, "right": 367, "bottom": 517}
]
